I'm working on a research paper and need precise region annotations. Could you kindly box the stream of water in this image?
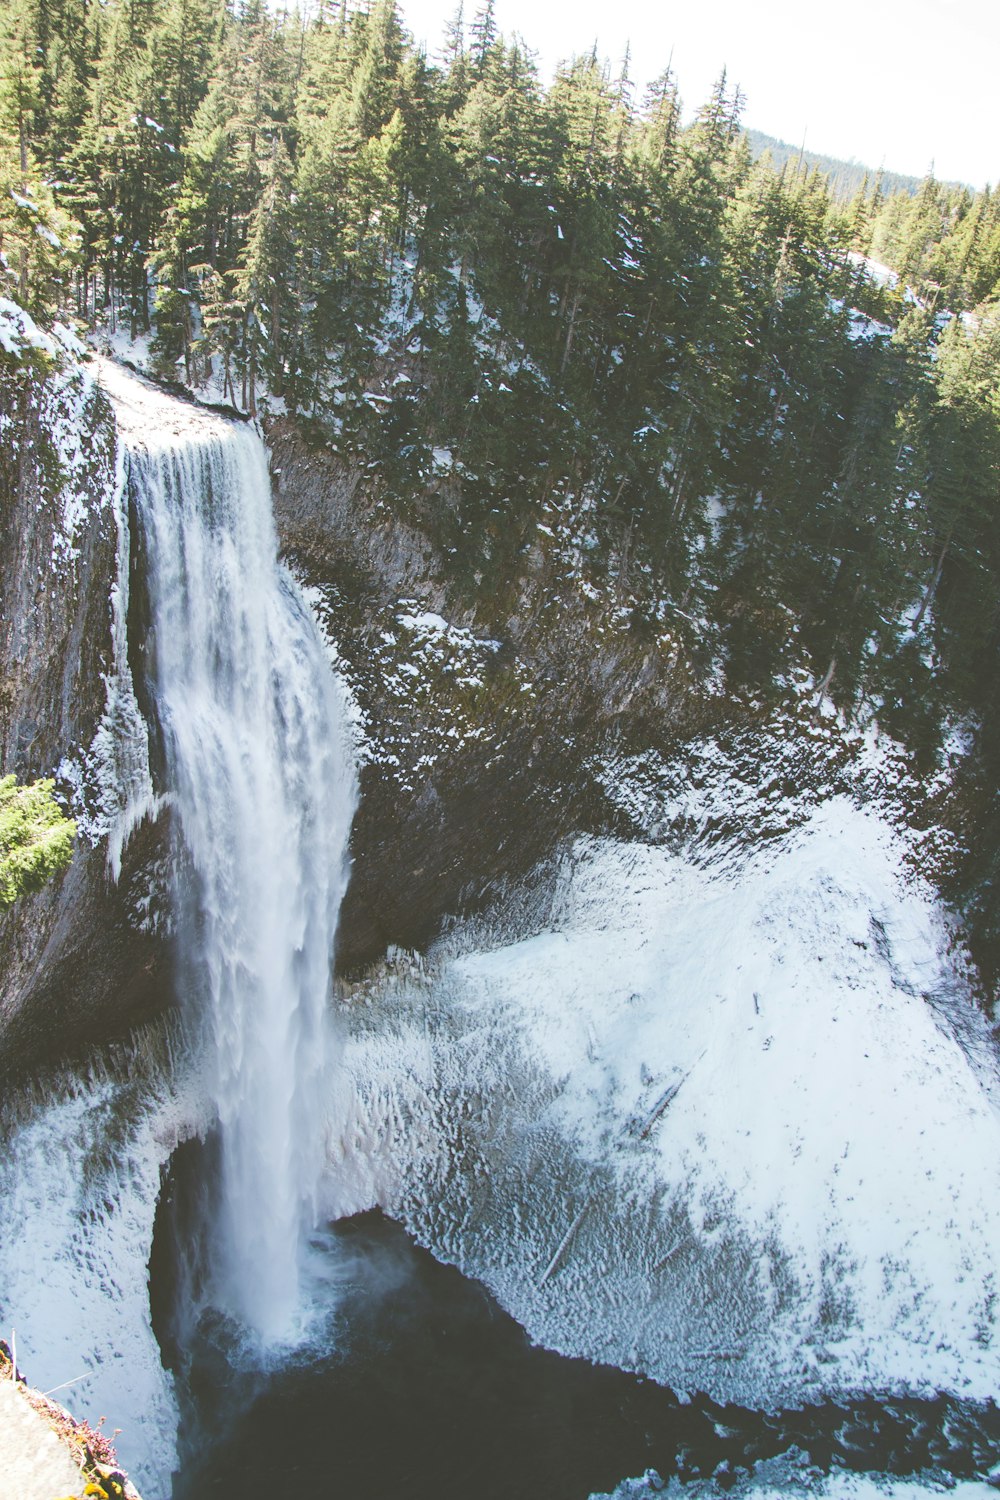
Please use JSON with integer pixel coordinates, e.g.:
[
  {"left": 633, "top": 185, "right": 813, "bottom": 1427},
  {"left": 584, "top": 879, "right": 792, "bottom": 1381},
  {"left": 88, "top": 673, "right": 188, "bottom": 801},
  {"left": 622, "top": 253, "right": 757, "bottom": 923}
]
[{"left": 110, "top": 363, "right": 357, "bottom": 1345}]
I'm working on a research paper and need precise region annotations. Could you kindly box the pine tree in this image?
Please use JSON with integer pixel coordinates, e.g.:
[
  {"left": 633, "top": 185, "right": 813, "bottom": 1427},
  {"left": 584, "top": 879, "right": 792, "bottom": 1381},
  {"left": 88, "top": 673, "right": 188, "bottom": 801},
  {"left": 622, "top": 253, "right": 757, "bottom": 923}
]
[
  {"left": 0, "top": 0, "right": 79, "bottom": 309},
  {"left": 468, "top": 0, "right": 496, "bottom": 76},
  {"left": 438, "top": 1, "right": 469, "bottom": 113}
]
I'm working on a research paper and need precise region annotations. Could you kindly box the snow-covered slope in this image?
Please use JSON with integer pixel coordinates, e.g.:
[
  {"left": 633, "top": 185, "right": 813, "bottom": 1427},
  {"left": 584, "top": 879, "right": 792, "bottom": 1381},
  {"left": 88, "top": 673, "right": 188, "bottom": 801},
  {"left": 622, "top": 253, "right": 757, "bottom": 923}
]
[{"left": 332, "top": 790, "right": 1000, "bottom": 1408}]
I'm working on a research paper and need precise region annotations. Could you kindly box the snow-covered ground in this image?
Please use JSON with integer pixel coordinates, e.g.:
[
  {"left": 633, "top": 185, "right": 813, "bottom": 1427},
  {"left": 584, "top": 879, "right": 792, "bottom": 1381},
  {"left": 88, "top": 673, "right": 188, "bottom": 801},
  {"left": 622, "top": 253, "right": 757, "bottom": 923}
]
[
  {"left": 846, "top": 253, "right": 900, "bottom": 292},
  {"left": 331, "top": 784, "right": 1000, "bottom": 1410},
  {"left": 596, "top": 1462, "right": 1000, "bottom": 1500},
  {"left": 0, "top": 1036, "right": 204, "bottom": 1497}
]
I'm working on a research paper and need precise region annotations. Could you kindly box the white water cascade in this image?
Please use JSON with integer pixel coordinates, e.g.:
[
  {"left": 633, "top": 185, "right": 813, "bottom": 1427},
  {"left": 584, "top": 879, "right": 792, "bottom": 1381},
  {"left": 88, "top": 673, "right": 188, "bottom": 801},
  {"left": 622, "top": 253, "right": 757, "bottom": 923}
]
[{"left": 103, "top": 362, "right": 357, "bottom": 1343}]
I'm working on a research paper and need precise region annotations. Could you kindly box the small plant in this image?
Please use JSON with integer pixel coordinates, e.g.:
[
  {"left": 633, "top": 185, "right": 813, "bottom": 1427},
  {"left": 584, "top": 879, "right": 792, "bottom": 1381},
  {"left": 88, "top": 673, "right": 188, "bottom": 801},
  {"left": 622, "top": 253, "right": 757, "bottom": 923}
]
[{"left": 76, "top": 1415, "right": 120, "bottom": 1469}]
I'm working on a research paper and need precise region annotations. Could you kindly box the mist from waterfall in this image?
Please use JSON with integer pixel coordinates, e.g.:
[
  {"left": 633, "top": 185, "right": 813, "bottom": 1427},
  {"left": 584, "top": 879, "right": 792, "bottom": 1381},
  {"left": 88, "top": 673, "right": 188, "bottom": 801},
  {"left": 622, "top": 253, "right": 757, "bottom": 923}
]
[{"left": 115, "top": 368, "right": 357, "bottom": 1344}]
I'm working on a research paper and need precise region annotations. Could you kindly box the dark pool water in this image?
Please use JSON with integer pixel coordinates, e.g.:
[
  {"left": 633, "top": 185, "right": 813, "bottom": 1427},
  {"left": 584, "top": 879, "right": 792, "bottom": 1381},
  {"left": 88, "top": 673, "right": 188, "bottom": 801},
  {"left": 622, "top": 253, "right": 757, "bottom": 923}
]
[{"left": 160, "top": 1209, "right": 1000, "bottom": 1500}]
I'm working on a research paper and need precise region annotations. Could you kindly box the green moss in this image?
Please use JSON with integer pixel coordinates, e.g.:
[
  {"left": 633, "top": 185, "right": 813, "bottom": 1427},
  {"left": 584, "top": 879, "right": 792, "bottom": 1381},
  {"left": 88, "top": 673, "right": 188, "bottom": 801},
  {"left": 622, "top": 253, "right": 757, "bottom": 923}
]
[{"left": 0, "top": 773, "right": 76, "bottom": 906}]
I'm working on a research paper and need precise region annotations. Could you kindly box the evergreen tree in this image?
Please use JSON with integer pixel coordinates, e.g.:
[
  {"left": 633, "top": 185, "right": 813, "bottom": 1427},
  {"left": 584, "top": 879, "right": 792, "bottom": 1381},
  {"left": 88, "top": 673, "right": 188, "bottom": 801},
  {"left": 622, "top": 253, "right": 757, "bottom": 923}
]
[
  {"left": 468, "top": 0, "right": 496, "bottom": 76},
  {"left": 0, "top": 0, "right": 79, "bottom": 308}
]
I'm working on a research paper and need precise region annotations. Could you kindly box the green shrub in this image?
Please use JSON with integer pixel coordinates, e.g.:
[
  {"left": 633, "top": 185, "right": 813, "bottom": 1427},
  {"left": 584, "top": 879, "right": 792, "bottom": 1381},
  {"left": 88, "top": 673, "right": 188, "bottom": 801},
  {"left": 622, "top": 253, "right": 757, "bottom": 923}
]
[{"left": 0, "top": 773, "right": 76, "bottom": 906}]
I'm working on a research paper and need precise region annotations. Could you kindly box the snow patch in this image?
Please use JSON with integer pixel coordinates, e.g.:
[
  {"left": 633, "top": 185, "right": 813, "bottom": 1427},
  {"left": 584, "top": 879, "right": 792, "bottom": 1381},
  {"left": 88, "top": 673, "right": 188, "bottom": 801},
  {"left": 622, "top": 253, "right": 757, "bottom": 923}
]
[{"left": 847, "top": 253, "right": 899, "bottom": 290}]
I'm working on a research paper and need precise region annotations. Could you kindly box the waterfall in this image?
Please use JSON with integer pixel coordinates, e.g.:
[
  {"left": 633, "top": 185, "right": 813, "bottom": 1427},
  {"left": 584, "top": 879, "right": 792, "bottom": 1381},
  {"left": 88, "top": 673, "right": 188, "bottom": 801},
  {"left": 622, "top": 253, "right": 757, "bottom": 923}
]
[{"left": 102, "top": 362, "right": 357, "bottom": 1344}]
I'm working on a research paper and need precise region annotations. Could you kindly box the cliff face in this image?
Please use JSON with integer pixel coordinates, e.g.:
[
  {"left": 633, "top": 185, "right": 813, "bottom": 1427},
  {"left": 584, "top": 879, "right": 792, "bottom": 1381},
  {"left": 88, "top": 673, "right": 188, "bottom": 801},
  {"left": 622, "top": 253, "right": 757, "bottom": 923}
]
[
  {"left": 0, "top": 309, "right": 169, "bottom": 1079},
  {"left": 0, "top": 1341, "right": 142, "bottom": 1500},
  {"left": 0, "top": 336, "right": 112, "bottom": 774},
  {"left": 266, "top": 418, "right": 699, "bottom": 972}
]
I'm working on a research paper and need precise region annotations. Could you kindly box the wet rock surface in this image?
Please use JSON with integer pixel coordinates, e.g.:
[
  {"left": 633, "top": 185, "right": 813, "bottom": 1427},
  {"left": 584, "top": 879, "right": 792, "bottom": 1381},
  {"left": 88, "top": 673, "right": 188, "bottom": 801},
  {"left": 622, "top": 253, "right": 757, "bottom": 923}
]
[
  {"left": 267, "top": 420, "right": 695, "bottom": 974},
  {"left": 0, "top": 364, "right": 113, "bottom": 776},
  {"left": 0, "top": 811, "right": 172, "bottom": 1083},
  {"left": 0, "top": 351, "right": 169, "bottom": 1080}
]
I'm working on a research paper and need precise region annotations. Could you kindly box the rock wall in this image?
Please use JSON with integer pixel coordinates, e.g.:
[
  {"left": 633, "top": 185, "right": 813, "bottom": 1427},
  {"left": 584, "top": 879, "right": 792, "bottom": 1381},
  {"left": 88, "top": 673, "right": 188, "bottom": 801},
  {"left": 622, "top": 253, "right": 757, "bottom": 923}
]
[
  {"left": 0, "top": 312, "right": 169, "bottom": 1080},
  {"left": 266, "top": 419, "right": 695, "bottom": 972}
]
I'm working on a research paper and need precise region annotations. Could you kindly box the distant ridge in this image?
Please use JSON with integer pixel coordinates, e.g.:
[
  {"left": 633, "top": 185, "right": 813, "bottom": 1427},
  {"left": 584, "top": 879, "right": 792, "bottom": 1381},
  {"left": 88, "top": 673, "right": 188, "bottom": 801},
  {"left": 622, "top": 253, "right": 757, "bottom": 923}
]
[{"left": 743, "top": 129, "right": 960, "bottom": 201}]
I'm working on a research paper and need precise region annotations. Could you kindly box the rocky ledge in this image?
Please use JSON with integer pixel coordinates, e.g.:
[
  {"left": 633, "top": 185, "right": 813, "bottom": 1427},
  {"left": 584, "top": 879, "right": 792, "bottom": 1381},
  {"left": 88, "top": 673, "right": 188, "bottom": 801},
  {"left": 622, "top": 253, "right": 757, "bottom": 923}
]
[{"left": 0, "top": 1342, "right": 141, "bottom": 1500}]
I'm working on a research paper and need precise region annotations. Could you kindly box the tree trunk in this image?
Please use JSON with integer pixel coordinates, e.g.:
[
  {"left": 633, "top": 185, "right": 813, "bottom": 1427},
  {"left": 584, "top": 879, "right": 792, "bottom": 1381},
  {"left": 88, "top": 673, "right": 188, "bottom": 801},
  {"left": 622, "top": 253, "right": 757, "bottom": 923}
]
[
  {"left": 561, "top": 286, "right": 582, "bottom": 373},
  {"left": 816, "top": 656, "right": 836, "bottom": 701},
  {"left": 912, "top": 528, "right": 953, "bottom": 632}
]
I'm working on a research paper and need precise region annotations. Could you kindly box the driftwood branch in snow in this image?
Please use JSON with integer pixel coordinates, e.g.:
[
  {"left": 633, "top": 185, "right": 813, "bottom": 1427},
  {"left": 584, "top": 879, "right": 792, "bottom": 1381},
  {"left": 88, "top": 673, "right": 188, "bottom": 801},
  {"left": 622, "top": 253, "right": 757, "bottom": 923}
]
[
  {"left": 634, "top": 1051, "right": 705, "bottom": 1140},
  {"left": 651, "top": 1237, "right": 692, "bottom": 1274},
  {"left": 537, "top": 1053, "right": 706, "bottom": 1290},
  {"left": 537, "top": 1203, "right": 589, "bottom": 1287}
]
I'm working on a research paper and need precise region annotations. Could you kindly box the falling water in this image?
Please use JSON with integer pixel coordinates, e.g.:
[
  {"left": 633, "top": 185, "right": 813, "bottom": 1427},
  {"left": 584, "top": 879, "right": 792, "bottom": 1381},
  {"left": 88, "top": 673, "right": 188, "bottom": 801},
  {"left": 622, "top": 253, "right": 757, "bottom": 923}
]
[{"left": 102, "top": 362, "right": 357, "bottom": 1343}]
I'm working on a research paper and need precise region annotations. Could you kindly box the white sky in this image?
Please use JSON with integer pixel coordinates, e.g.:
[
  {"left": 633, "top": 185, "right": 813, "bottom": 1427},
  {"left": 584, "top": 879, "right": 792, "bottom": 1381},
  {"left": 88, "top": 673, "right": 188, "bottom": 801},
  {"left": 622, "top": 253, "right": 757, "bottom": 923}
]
[{"left": 397, "top": 0, "right": 998, "bottom": 188}]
